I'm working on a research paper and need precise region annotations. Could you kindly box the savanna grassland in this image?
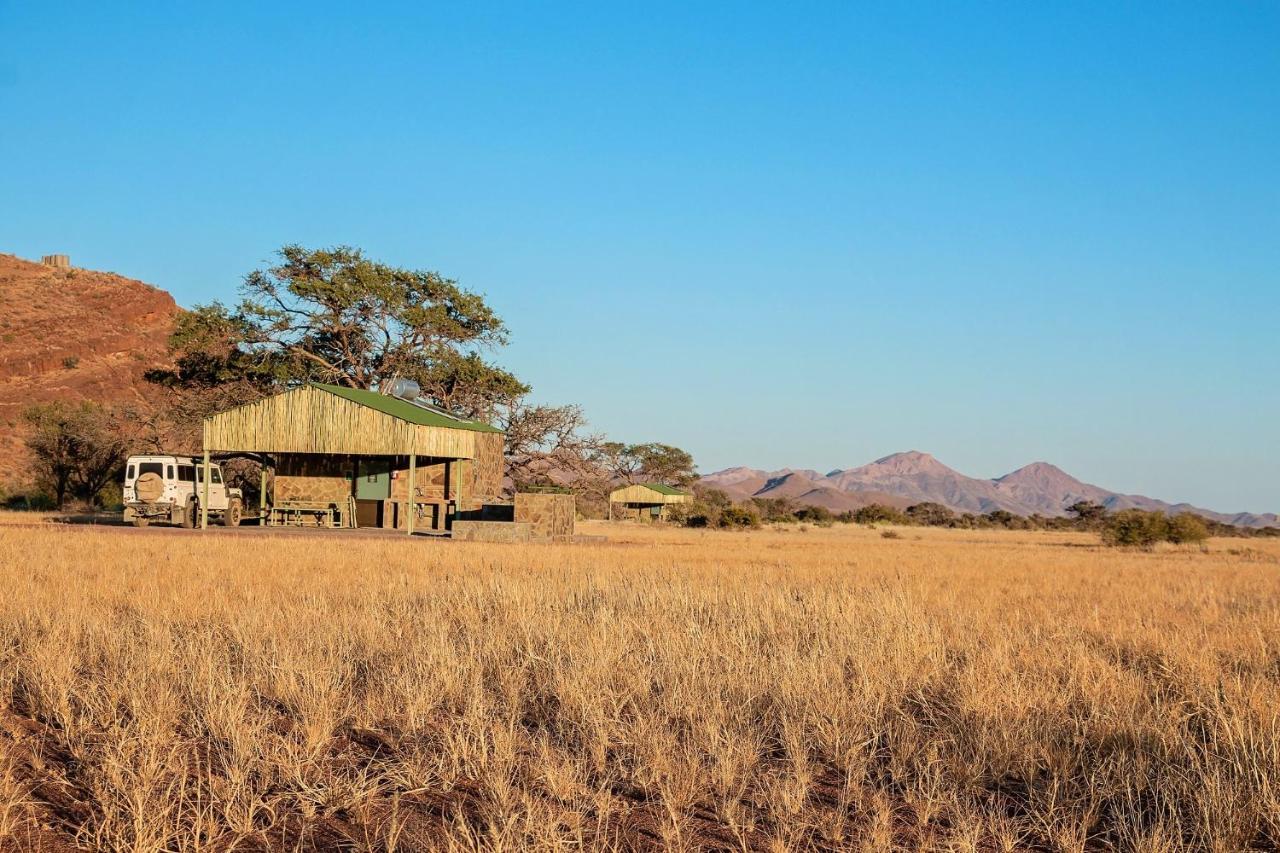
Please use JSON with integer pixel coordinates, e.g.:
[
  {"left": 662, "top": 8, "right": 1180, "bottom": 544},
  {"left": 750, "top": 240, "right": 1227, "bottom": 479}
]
[{"left": 0, "top": 520, "right": 1277, "bottom": 852}]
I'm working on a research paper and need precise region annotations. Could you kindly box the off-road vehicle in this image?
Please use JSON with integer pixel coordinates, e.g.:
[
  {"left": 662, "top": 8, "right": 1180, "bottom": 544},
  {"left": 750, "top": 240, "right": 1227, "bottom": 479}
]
[{"left": 122, "top": 455, "right": 244, "bottom": 528}]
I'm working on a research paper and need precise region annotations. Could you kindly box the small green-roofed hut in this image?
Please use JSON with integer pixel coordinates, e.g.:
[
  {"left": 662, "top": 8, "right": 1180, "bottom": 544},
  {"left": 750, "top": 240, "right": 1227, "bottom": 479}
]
[{"left": 608, "top": 482, "right": 691, "bottom": 522}]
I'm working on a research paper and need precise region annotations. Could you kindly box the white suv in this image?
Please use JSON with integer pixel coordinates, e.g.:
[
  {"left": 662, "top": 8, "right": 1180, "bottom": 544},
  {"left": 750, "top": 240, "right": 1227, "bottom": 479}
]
[{"left": 122, "top": 454, "right": 244, "bottom": 528}]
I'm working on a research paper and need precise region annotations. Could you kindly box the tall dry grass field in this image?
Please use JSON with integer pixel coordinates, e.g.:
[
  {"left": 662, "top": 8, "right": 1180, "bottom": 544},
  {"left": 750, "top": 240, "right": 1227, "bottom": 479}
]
[{"left": 0, "top": 520, "right": 1277, "bottom": 851}]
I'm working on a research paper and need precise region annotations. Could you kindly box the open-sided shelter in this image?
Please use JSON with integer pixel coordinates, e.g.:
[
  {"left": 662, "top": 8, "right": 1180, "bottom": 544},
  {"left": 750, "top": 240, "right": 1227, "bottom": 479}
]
[
  {"left": 608, "top": 482, "right": 691, "bottom": 521},
  {"left": 199, "top": 383, "right": 504, "bottom": 533}
]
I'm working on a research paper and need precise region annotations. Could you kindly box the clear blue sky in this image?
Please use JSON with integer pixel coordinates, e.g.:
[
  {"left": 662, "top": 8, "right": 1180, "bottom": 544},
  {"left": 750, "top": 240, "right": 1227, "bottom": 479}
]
[{"left": 2, "top": 2, "right": 1277, "bottom": 512}]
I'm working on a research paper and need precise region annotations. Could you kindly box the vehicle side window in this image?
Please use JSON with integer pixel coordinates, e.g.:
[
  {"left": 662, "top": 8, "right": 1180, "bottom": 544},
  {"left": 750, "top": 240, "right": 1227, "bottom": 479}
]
[
  {"left": 178, "top": 465, "right": 194, "bottom": 482},
  {"left": 212, "top": 467, "right": 223, "bottom": 485},
  {"left": 167, "top": 466, "right": 175, "bottom": 480},
  {"left": 127, "top": 464, "right": 135, "bottom": 480}
]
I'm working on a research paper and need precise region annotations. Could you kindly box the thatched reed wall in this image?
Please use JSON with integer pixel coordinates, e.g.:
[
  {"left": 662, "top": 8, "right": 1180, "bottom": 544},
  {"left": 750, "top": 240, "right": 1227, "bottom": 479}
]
[
  {"left": 471, "top": 431, "right": 505, "bottom": 502},
  {"left": 608, "top": 484, "right": 690, "bottom": 505},
  {"left": 205, "top": 385, "right": 477, "bottom": 458}
]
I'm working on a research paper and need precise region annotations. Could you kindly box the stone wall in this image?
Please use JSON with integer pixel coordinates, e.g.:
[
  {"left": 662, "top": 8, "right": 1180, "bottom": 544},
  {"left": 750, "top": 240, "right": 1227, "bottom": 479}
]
[
  {"left": 274, "top": 454, "right": 353, "bottom": 504},
  {"left": 515, "top": 493, "right": 576, "bottom": 541},
  {"left": 451, "top": 520, "right": 533, "bottom": 543}
]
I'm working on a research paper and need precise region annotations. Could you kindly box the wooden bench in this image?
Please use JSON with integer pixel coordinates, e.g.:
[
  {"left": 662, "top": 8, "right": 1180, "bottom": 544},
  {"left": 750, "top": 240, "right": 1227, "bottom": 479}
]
[{"left": 267, "top": 500, "right": 351, "bottom": 529}]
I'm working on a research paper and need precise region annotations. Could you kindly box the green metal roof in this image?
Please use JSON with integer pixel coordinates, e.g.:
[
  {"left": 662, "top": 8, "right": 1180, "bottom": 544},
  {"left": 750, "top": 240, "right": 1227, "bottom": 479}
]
[
  {"left": 311, "top": 383, "right": 502, "bottom": 433},
  {"left": 642, "top": 482, "right": 687, "bottom": 496}
]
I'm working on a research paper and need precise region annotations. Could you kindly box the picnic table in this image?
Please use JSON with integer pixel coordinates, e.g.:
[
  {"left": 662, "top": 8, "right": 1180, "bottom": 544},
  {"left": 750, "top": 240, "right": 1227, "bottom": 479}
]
[{"left": 266, "top": 498, "right": 355, "bottom": 529}]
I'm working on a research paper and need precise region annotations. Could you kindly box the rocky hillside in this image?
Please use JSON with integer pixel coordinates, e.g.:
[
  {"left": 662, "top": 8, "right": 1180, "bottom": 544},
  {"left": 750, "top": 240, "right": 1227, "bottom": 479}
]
[
  {"left": 0, "top": 253, "right": 178, "bottom": 487},
  {"left": 703, "top": 452, "right": 1279, "bottom": 528}
]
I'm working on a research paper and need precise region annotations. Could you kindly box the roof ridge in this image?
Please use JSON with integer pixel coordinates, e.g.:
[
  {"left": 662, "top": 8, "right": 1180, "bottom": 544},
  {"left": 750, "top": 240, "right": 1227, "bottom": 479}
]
[{"left": 309, "top": 382, "right": 501, "bottom": 433}]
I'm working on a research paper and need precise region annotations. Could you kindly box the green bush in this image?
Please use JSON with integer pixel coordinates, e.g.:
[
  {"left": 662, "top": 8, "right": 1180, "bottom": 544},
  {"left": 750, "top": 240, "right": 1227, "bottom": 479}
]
[
  {"left": 719, "top": 504, "right": 761, "bottom": 529},
  {"left": 1101, "top": 509, "right": 1213, "bottom": 548},
  {"left": 794, "top": 505, "right": 833, "bottom": 524},
  {"left": 1102, "top": 510, "right": 1170, "bottom": 548},
  {"left": 1166, "top": 512, "right": 1210, "bottom": 544},
  {"left": 906, "top": 502, "right": 957, "bottom": 527},
  {"left": 4, "top": 491, "right": 57, "bottom": 511},
  {"left": 853, "top": 504, "right": 909, "bottom": 525},
  {"left": 667, "top": 500, "right": 718, "bottom": 528}
]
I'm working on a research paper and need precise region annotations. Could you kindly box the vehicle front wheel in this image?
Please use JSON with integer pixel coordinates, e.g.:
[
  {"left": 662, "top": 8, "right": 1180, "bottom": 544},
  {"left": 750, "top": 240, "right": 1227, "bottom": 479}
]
[{"left": 223, "top": 499, "right": 242, "bottom": 527}]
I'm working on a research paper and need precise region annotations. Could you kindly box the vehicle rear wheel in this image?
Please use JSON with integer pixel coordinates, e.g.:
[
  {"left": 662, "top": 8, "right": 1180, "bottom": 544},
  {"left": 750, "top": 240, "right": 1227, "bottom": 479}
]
[
  {"left": 181, "top": 501, "right": 197, "bottom": 529},
  {"left": 223, "top": 499, "right": 242, "bottom": 527}
]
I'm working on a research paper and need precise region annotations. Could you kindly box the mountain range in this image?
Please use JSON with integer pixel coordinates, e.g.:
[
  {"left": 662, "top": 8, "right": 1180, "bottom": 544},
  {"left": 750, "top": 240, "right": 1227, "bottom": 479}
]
[{"left": 701, "top": 452, "right": 1279, "bottom": 529}]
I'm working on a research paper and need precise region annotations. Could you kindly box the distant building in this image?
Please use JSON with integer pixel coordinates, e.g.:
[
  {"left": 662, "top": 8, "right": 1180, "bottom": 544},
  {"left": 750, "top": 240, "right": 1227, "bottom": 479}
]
[{"left": 608, "top": 482, "right": 691, "bottom": 521}]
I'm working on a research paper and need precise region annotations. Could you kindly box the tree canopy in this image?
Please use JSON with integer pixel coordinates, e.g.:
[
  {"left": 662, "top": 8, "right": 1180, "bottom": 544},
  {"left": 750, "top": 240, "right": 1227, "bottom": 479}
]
[
  {"left": 23, "top": 401, "right": 130, "bottom": 508},
  {"left": 150, "top": 245, "right": 527, "bottom": 419},
  {"left": 599, "top": 442, "right": 698, "bottom": 489}
]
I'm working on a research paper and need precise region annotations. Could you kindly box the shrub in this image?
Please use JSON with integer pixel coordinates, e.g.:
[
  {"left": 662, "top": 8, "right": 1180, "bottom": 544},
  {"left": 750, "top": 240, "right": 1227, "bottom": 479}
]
[
  {"left": 4, "top": 491, "right": 57, "bottom": 511},
  {"left": 719, "top": 504, "right": 761, "bottom": 529},
  {"left": 854, "top": 504, "right": 909, "bottom": 525},
  {"left": 1166, "top": 513, "right": 1210, "bottom": 545},
  {"left": 668, "top": 500, "right": 718, "bottom": 528},
  {"left": 1102, "top": 510, "right": 1170, "bottom": 548},
  {"left": 906, "top": 502, "right": 957, "bottom": 527},
  {"left": 794, "top": 505, "right": 834, "bottom": 525},
  {"left": 751, "top": 497, "right": 797, "bottom": 523},
  {"left": 881, "top": 529, "right": 901, "bottom": 539}
]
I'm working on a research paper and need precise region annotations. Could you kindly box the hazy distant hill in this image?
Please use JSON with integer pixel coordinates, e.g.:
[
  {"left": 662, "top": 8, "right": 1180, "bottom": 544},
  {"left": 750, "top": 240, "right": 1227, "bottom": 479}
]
[{"left": 701, "top": 452, "right": 1278, "bottom": 528}]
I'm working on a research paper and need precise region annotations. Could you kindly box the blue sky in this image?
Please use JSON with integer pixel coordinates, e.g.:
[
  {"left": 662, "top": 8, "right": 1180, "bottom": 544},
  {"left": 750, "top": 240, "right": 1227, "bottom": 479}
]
[{"left": 2, "top": 2, "right": 1277, "bottom": 511}]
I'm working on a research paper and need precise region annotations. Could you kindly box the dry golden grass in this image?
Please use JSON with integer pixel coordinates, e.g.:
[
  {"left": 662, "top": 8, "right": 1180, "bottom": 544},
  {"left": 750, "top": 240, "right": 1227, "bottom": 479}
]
[{"left": 0, "top": 521, "right": 1277, "bottom": 851}]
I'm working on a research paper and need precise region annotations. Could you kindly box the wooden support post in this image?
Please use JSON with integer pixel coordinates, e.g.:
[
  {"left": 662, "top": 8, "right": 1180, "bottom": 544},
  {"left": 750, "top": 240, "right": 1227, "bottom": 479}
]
[
  {"left": 407, "top": 452, "right": 416, "bottom": 536},
  {"left": 259, "top": 464, "right": 267, "bottom": 515},
  {"left": 200, "top": 423, "right": 211, "bottom": 530}
]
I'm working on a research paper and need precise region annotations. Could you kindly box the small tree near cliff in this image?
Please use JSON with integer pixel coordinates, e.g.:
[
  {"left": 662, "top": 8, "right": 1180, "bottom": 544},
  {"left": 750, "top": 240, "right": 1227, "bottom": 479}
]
[{"left": 23, "top": 401, "right": 129, "bottom": 508}]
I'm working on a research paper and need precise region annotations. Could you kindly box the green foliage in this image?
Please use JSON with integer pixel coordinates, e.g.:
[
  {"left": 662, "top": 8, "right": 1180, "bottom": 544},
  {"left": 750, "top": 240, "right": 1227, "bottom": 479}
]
[
  {"left": 601, "top": 442, "right": 698, "bottom": 489},
  {"left": 1166, "top": 512, "right": 1210, "bottom": 544},
  {"left": 3, "top": 491, "right": 57, "bottom": 511},
  {"left": 751, "top": 496, "right": 798, "bottom": 523},
  {"left": 22, "top": 401, "right": 129, "bottom": 508},
  {"left": 62, "top": 356, "right": 80, "bottom": 370},
  {"left": 852, "top": 504, "right": 910, "bottom": 525},
  {"left": 1067, "top": 500, "right": 1108, "bottom": 527},
  {"left": 148, "top": 245, "right": 527, "bottom": 420},
  {"left": 906, "top": 502, "right": 957, "bottom": 527},
  {"left": 794, "top": 505, "right": 834, "bottom": 525},
  {"left": 718, "top": 504, "right": 762, "bottom": 529},
  {"left": 1100, "top": 509, "right": 1211, "bottom": 548},
  {"left": 1102, "top": 509, "right": 1171, "bottom": 548}
]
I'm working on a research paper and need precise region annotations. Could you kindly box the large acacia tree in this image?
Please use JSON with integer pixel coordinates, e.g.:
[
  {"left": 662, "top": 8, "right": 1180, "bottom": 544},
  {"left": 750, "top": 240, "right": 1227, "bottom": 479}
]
[{"left": 151, "top": 245, "right": 527, "bottom": 419}]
